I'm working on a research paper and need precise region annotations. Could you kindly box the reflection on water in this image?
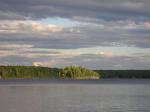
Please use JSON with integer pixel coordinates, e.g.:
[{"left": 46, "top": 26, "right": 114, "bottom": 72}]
[{"left": 0, "top": 80, "right": 150, "bottom": 112}]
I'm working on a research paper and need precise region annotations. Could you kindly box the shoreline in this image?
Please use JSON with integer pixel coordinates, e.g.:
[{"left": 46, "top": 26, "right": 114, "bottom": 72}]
[{"left": 0, "top": 79, "right": 150, "bottom": 85}]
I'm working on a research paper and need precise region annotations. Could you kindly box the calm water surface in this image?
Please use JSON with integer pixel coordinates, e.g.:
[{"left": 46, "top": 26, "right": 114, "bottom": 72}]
[{"left": 0, "top": 79, "right": 150, "bottom": 112}]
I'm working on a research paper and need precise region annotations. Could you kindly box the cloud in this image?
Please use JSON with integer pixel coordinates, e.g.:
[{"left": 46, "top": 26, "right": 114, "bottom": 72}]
[
  {"left": 0, "top": 0, "right": 150, "bottom": 69},
  {"left": 0, "top": 0, "right": 150, "bottom": 49},
  {"left": 0, "top": 0, "right": 150, "bottom": 22},
  {"left": 32, "top": 62, "right": 43, "bottom": 67},
  {"left": 0, "top": 55, "right": 32, "bottom": 66},
  {"left": 0, "top": 43, "right": 81, "bottom": 59},
  {"left": 0, "top": 44, "right": 34, "bottom": 57},
  {"left": 29, "top": 53, "right": 150, "bottom": 69},
  {"left": 0, "top": 46, "right": 150, "bottom": 69},
  {"left": 0, "top": 20, "right": 150, "bottom": 50},
  {"left": 56, "top": 53, "right": 150, "bottom": 69},
  {"left": 32, "top": 59, "right": 70, "bottom": 67},
  {"left": 0, "top": 20, "right": 62, "bottom": 35},
  {"left": 0, "top": 44, "right": 34, "bottom": 49},
  {"left": 98, "top": 52, "right": 113, "bottom": 58}
]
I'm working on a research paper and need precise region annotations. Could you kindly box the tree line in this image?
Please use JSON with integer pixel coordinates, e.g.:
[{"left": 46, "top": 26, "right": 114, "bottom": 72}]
[
  {"left": 0, "top": 66, "right": 60, "bottom": 79},
  {"left": 95, "top": 70, "right": 150, "bottom": 78},
  {"left": 0, "top": 66, "right": 150, "bottom": 79},
  {"left": 0, "top": 66, "right": 99, "bottom": 79}
]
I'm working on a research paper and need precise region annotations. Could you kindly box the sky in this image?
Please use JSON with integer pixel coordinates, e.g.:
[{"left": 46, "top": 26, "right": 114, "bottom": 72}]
[{"left": 0, "top": 0, "right": 150, "bottom": 69}]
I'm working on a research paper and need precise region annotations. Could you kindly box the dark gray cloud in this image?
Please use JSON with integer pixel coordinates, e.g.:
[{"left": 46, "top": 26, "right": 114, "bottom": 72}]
[{"left": 0, "top": 0, "right": 150, "bottom": 21}]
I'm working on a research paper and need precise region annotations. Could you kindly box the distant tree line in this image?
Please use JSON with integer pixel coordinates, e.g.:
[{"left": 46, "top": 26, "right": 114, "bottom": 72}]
[
  {"left": 95, "top": 70, "right": 150, "bottom": 78},
  {"left": 0, "top": 66, "right": 60, "bottom": 79},
  {"left": 0, "top": 66, "right": 150, "bottom": 79},
  {"left": 0, "top": 66, "right": 99, "bottom": 79}
]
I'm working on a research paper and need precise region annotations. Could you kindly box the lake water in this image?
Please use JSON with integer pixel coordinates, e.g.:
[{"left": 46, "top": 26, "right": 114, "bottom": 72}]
[{"left": 0, "top": 79, "right": 150, "bottom": 112}]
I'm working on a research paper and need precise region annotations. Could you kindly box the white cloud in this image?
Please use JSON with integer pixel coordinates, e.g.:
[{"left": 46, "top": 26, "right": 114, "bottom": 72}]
[
  {"left": 0, "top": 44, "right": 34, "bottom": 49},
  {"left": 0, "top": 20, "right": 62, "bottom": 35},
  {"left": 97, "top": 51, "right": 113, "bottom": 58},
  {"left": 32, "top": 60, "right": 69, "bottom": 67},
  {"left": 32, "top": 62, "right": 43, "bottom": 67}
]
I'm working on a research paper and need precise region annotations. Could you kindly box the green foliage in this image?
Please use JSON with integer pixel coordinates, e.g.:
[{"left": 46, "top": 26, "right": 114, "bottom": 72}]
[
  {"left": 59, "top": 66, "right": 100, "bottom": 79},
  {"left": 0, "top": 66, "right": 60, "bottom": 79},
  {"left": 0, "top": 66, "right": 149, "bottom": 79},
  {"left": 95, "top": 70, "right": 150, "bottom": 78}
]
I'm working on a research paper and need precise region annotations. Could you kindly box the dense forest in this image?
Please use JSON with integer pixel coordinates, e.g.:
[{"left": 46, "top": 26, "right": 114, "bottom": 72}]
[
  {"left": 0, "top": 66, "right": 150, "bottom": 79},
  {"left": 0, "top": 66, "right": 99, "bottom": 79},
  {"left": 0, "top": 66, "right": 60, "bottom": 79},
  {"left": 95, "top": 70, "right": 150, "bottom": 78}
]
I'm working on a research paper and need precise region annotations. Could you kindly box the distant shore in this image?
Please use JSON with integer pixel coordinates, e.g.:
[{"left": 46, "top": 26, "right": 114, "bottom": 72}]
[
  {"left": 0, "top": 66, "right": 150, "bottom": 79},
  {"left": 0, "top": 79, "right": 150, "bottom": 85}
]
